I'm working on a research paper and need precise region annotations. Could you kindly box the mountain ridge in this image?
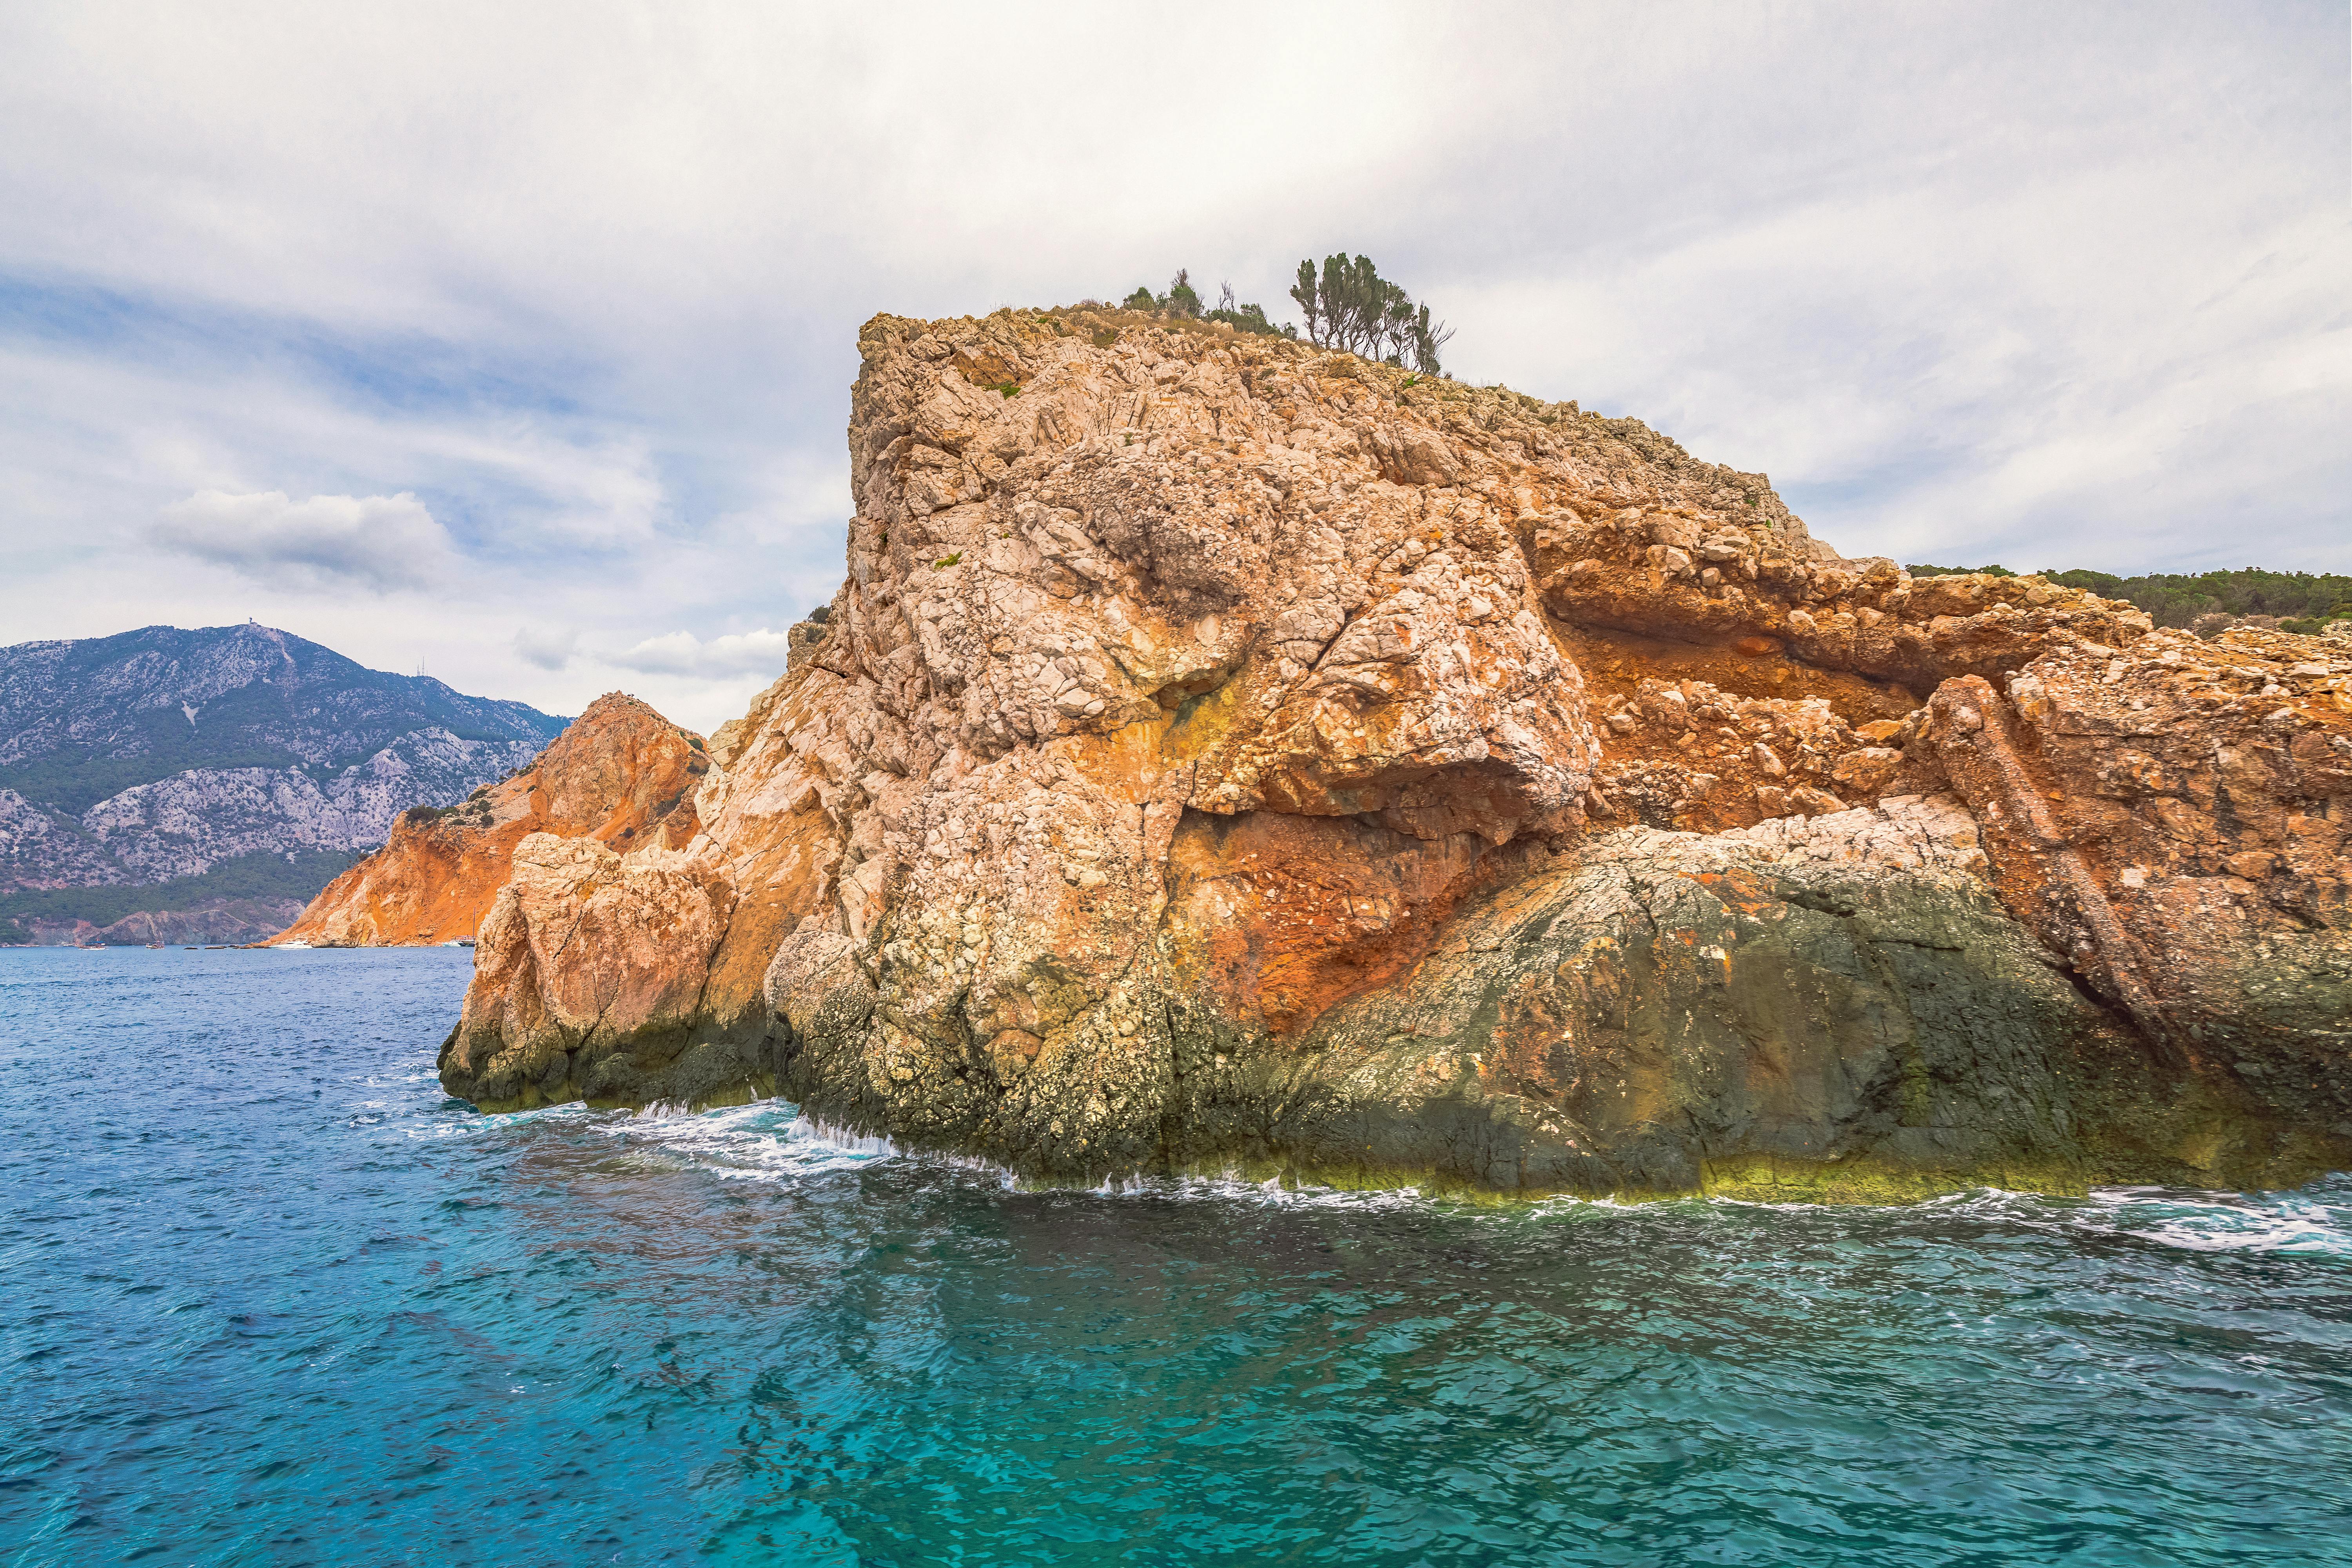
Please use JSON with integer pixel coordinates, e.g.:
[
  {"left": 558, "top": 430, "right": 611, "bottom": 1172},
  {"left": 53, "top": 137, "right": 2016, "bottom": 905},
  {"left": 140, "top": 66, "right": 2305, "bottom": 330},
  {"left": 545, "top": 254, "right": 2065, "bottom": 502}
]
[
  {"left": 0, "top": 622, "right": 564, "bottom": 814},
  {"left": 0, "top": 622, "right": 571, "bottom": 942}
]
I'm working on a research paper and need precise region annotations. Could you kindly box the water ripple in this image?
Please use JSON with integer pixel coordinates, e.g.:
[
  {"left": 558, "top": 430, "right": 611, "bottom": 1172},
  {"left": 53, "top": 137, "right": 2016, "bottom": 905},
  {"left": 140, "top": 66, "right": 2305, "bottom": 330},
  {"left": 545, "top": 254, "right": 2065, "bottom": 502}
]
[{"left": 2, "top": 946, "right": 2348, "bottom": 1567}]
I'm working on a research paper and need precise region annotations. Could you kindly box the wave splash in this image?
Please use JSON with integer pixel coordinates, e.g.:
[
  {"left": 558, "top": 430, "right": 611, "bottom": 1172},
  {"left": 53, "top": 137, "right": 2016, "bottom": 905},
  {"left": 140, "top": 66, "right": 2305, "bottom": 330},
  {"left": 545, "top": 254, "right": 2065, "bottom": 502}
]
[
  {"left": 1722, "top": 1178, "right": 2352, "bottom": 1258},
  {"left": 588, "top": 1100, "right": 900, "bottom": 1182},
  {"left": 439, "top": 1086, "right": 2352, "bottom": 1253},
  {"left": 2060, "top": 1181, "right": 2352, "bottom": 1256}
]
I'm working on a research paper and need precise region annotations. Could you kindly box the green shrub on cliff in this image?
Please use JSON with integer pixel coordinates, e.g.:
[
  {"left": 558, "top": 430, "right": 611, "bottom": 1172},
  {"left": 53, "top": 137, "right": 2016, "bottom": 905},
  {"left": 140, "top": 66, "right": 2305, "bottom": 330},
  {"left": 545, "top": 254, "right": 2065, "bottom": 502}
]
[
  {"left": 1122, "top": 271, "right": 1296, "bottom": 339},
  {"left": 1163, "top": 270, "right": 1202, "bottom": 318},
  {"left": 1205, "top": 281, "right": 1292, "bottom": 338},
  {"left": 1124, "top": 270, "right": 1202, "bottom": 317}
]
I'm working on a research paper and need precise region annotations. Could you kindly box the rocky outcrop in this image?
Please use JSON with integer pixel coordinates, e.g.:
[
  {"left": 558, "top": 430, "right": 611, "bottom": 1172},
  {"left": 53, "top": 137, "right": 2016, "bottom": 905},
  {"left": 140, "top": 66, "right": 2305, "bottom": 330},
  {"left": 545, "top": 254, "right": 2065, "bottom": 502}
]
[
  {"left": 1162, "top": 800, "right": 2314, "bottom": 1199},
  {"left": 274, "top": 693, "right": 707, "bottom": 947},
  {"left": 439, "top": 306, "right": 2350, "bottom": 1198},
  {"left": 1923, "top": 626, "right": 2352, "bottom": 1131},
  {"left": 1532, "top": 512, "right": 2148, "bottom": 691}
]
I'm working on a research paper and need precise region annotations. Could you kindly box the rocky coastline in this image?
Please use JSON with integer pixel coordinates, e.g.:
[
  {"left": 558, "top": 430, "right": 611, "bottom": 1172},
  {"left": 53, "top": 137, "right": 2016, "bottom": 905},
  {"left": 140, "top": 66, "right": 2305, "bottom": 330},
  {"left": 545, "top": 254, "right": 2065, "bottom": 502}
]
[{"left": 436, "top": 306, "right": 2352, "bottom": 1200}]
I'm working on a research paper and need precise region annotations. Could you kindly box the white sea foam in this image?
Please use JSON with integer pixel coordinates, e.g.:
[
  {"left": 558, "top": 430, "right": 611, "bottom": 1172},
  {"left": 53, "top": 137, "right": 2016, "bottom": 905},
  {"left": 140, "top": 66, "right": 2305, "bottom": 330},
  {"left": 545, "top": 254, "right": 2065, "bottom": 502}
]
[
  {"left": 1745, "top": 1180, "right": 2352, "bottom": 1257},
  {"left": 1019, "top": 1167, "right": 1437, "bottom": 1211},
  {"left": 1658, "top": 1178, "right": 2352, "bottom": 1255},
  {"left": 404, "top": 1078, "right": 2352, "bottom": 1241},
  {"left": 2065, "top": 1184, "right": 2352, "bottom": 1256},
  {"left": 583, "top": 1100, "right": 900, "bottom": 1183},
  {"left": 795, "top": 1115, "right": 900, "bottom": 1160}
]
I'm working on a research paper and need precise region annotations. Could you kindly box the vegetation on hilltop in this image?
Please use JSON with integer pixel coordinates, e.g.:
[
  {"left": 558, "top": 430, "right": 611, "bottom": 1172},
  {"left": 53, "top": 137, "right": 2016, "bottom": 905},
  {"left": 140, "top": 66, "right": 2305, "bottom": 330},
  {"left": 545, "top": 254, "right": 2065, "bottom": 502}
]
[
  {"left": 1289, "top": 254, "right": 1454, "bottom": 376},
  {"left": 1121, "top": 269, "right": 1295, "bottom": 339},
  {"left": 1112, "top": 254, "right": 1455, "bottom": 373},
  {"left": 1910, "top": 564, "right": 2352, "bottom": 633},
  {"left": 1204, "top": 281, "right": 1291, "bottom": 338}
]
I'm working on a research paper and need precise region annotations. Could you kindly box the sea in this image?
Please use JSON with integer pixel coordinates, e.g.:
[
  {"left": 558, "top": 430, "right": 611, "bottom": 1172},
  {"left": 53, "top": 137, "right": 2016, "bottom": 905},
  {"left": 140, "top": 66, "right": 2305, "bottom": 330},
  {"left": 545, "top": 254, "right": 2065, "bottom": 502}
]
[{"left": 2, "top": 947, "right": 2348, "bottom": 1567}]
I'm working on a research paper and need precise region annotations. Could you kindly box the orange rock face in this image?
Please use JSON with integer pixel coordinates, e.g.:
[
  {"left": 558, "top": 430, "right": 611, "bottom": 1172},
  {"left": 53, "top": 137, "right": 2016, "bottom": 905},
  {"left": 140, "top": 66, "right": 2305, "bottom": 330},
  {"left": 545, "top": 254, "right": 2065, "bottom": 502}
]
[
  {"left": 273, "top": 693, "right": 707, "bottom": 947},
  {"left": 1531, "top": 507, "right": 2149, "bottom": 690},
  {"left": 432, "top": 307, "right": 2348, "bottom": 1198},
  {"left": 1924, "top": 628, "right": 2352, "bottom": 1128}
]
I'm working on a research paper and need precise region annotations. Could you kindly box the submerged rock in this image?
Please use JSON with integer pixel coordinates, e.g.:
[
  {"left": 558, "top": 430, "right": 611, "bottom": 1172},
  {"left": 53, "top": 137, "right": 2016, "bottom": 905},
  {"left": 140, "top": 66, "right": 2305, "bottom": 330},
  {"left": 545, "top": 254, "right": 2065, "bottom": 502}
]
[{"left": 437, "top": 307, "right": 2350, "bottom": 1197}]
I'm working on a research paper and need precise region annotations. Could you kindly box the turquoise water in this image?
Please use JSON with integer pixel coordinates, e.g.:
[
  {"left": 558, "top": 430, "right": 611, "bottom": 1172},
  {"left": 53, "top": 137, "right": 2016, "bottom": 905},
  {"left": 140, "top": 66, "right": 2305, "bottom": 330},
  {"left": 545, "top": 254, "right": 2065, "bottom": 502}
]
[{"left": 2, "top": 949, "right": 2348, "bottom": 1566}]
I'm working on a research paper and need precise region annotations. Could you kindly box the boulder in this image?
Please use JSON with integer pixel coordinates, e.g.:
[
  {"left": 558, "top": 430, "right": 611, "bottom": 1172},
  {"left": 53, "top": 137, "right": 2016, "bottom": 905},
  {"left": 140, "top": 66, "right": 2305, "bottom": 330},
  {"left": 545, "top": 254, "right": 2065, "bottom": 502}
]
[{"left": 1923, "top": 627, "right": 2352, "bottom": 1134}]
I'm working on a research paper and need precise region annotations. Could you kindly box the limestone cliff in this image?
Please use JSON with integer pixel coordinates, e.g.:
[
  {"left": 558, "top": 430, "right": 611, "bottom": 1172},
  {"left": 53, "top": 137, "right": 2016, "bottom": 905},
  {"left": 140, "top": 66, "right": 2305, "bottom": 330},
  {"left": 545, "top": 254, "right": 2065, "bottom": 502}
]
[
  {"left": 274, "top": 694, "right": 706, "bottom": 947},
  {"left": 438, "top": 307, "right": 2351, "bottom": 1198}
]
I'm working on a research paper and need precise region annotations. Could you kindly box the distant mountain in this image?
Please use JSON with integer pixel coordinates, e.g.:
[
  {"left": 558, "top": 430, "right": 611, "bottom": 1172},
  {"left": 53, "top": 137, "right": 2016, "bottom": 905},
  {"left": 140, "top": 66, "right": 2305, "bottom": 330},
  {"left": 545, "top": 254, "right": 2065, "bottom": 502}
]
[{"left": 0, "top": 624, "right": 568, "bottom": 944}]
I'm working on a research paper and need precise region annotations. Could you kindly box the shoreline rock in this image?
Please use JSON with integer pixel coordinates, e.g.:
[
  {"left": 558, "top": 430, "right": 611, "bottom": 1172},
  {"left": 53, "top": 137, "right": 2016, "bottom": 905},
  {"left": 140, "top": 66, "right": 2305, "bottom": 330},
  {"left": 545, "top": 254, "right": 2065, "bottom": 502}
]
[{"left": 435, "top": 307, "right": 2351, "bottom": 1199}]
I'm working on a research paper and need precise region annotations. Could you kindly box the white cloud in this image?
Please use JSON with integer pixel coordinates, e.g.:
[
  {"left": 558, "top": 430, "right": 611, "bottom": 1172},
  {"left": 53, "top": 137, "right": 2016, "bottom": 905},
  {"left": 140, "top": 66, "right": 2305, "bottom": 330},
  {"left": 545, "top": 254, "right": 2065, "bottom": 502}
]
[
  {"left": 513, "top": 625, "right": 577, "bottom": 671},
  {"left": 152, "top": 488, "right": 458, "bottom": 591},
  {"left": 0, "top": 1, "right": 2344, "bottom": 736},
  {"left": 609, "top": 628, "right": 793, "bottom": 679}
]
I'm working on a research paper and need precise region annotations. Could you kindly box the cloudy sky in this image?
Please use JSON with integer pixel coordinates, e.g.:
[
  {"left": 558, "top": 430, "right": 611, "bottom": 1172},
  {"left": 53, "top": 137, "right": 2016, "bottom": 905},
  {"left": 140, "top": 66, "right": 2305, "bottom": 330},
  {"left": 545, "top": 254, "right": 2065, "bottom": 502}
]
[{"left": 2, "top": 2, "right": 2344, "bottom": 731}]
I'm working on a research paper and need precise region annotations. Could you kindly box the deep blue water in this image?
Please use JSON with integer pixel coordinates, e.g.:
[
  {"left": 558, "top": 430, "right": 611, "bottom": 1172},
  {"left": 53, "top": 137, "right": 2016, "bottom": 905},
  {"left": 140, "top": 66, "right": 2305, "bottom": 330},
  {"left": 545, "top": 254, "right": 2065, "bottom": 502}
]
[{"left": 3, "top": 948, "right": 2350, "bottom": 1566}]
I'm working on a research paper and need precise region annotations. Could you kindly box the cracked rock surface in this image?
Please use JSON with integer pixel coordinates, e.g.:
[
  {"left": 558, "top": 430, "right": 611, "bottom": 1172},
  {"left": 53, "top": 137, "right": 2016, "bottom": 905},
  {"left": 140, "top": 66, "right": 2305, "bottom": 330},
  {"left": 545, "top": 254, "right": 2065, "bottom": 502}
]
[{"left": 436, "top": 308, "right": 2349, "bottom": 1198}]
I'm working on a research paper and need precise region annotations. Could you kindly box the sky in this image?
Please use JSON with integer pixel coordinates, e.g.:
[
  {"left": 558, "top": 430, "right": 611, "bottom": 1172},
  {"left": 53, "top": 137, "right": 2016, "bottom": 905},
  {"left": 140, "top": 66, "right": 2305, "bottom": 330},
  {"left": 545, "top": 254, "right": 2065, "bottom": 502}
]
[{"left": 1, "top": 2, "right": 2345, "bottom": 733}]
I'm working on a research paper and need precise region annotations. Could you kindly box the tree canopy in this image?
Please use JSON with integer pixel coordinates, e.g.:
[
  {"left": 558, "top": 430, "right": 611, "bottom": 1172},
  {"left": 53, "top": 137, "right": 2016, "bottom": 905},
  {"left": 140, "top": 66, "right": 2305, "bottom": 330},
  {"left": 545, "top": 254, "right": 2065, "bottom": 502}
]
[
  {"left": 1288, "top": 254, "right": 1454, "bottom": 374},
  {"left": 1113, "top": 257, "right": 1459, "bottom": 369}
]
